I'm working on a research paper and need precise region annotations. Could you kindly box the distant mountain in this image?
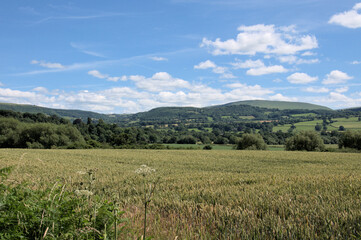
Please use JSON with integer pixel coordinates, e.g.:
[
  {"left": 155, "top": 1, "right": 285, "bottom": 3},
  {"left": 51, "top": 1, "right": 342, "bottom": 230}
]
[{"left": 220, "top": 100, "right": 332, "bottom": 111}]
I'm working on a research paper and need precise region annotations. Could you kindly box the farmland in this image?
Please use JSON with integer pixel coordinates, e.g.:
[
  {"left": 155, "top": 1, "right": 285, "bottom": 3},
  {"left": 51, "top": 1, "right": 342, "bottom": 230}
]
[{"left": 1, "top": 149, "right": 360, "bottom": 239}]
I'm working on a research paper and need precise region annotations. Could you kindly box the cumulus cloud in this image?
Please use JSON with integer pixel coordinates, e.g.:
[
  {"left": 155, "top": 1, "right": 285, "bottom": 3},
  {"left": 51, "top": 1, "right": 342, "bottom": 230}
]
[
  {"left": 129, "top": 72, "right": 191, "bottom": 92},
  {"left": 231, "top": 59, "right": 264, "bottom": 69},
  {"left": 194, "top": 60, "right": 217, "bottom": 69},
  {"left": 32, "top": 87, "right": 49, "bottom": 93},
  {"left": 278, "top": 55, "right": 319, "bottom": 65},
  {"left": 322, "top": 70, "right": 353, "bottom": 84},
  {"left": 232, "top": 59, "right": 287, "bottom": 76},
  {"left": 329, "top": 3, "right": 361, "bottom": 28},
  {"left": 201, "top": 24, "right": 318, "bottom": 56},
  {"left": 269, "top": 93, "right": 297, "bottom": 102},
  {"left": 31, "top": 60, "right": 65, "bottom": 69},
  {"left": 287, "top": 72, "right": 318, "bottom": 84},
  {"left": 335, "top": 86, "right": 349, "bottom": 93},
  {"left": 301, "top": 51, "right": 316, "bottom": 56},
  {"left": 0, "top": 87, "right": 55, "bottom": 106},
  {"left": 304, "top": 87, "right": 329, "bottom": 93},
  {"left": 247, "top": 65, "right": 288, "bottom": 76},
  {"left": 150, "top": 56, "right": 168, "bottom": 61},
  {"left": 194, "top": 60, "right": 236, "bottom": 78},
  {"left": 88, "top": 70, "right": 127, "bottom": 82},
  {"left": 225, "top": 82, "right": 274, "bottom": 96}
]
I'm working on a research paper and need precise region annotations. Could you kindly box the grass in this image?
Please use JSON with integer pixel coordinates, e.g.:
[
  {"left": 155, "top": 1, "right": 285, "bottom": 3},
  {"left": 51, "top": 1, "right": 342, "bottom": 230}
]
[
  {"left": 1, "top": 149, "right": 360, "bottom": 239},
  {"left": 331, "top": 117, "right": 361, "bottom": 130}
]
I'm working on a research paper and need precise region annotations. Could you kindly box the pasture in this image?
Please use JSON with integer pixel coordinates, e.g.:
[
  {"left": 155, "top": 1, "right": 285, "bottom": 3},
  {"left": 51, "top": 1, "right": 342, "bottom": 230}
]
[{"left": 1, "top": 149, "right": 360, "bottom": 239}]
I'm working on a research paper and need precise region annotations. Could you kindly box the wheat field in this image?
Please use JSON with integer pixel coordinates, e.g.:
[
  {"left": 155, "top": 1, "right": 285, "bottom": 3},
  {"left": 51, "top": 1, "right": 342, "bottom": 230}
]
[{"left": 1, "top": 149, "right": 360, "bottom": 239}]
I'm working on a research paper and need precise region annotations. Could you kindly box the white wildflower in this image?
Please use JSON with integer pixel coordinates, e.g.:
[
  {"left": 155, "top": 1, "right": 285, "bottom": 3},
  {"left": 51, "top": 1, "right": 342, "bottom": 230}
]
[
  {"left": 135, "top": 165, "right": 156, "bottom": 177},
  {"left": 74, "top": 189, "right": 93, "bottom": 197}
]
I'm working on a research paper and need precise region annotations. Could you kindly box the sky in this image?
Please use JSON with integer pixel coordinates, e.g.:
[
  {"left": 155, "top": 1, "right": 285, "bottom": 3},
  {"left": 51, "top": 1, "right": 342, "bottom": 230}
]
[{"left": 1, "top": 0, "right": 361, "bottom": 113}]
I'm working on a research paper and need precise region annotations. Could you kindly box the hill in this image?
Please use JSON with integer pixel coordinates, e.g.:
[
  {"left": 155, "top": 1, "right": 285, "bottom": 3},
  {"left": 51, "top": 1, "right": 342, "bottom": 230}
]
[
  {"left": 0, "top": 102, "right": 118, "bottom": 122},
  {"left": 0, "top": 100, "right": 336, "bottom": 125},
  {"left": 221, "top": 100, "right": 332, "bottom": 110}
]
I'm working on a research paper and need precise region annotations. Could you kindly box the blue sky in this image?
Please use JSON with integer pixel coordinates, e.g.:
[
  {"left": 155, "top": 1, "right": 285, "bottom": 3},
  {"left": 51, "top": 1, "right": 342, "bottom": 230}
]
[{"left": 1, "top": 0, "right": 361, "bottom": 113}]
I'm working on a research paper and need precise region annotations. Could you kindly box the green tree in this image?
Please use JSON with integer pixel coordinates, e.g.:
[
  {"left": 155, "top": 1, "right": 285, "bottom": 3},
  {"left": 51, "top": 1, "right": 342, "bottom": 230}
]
[
  {"left": 236, "top": 134, "right": 267, "bottom": 150},
  {"left": 285, "top": 131, "right": 325, "bottom": 151},
  {"left": 338, "top": 130, "right": 361, "bottom": 150}
]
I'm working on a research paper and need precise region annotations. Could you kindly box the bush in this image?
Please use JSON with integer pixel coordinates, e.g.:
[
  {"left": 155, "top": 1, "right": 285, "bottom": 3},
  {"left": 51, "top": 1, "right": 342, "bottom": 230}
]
[
  {"left": 236, "top": 134, "right": 267, "bottom": 150},
  {"left": 203, "top": 145, "right": 212, "bottom": 150},
  {"left": 285, "top": 131, "right": 325, "bottom": 151},
  {"left": 338, "top": 130, "right": 361, "bottom": 150}
]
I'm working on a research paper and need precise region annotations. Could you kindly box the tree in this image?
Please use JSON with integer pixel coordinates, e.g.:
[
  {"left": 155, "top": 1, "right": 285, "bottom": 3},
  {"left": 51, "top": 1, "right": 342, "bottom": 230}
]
[
  {"left": 236, "top": 134, "right": 267, "bottom": 150},
  {"left": 338, "top": 130, "right": 361, "bottom": 150},
  {"left": 285, "top": 131, "right": 325, "bottom": 151}
]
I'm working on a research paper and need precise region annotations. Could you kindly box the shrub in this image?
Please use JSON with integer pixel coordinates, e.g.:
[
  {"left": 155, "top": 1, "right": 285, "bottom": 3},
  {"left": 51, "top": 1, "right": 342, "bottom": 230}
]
[
  {"left": 338, "top": 130, "right": 361, "bottom": 150},
  {"left": 285, "top": 131, "right": 325, "bottom": 151},
  {"left": 236, "top": 134, "right": 267, "bottom": 150},
  {"left": 203, "top": 145, "right": 212, "bottom": 150}
]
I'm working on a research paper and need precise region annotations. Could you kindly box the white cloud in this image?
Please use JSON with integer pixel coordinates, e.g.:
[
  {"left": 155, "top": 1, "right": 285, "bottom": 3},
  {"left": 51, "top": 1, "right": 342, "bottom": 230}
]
[
  {"left": 0, "top": 82, "right": 3, "bottom": 87},
  {"left": 88, "top": 70, "right": 108, "bottom": 79},
  {"left": 269, "top": 93, "right": 297, "bottom": 102},
  {"left": 232, "top": 59, "right": 264, "bottom": 69},
  {"left": 201, "top": 24, "right": 318, "bottom": 56},
  {"left": 32, "top": 87, "right": 49, "bottom": 93},
  {"left": 70, "top": 42, "right": 105, "bottom": 58},
  {"left": 304, "top": 87, "right": 329, "bottom": 93},
  {"left": 232, "top": 59, "right": 287, "bottom": 76},
  {"left": 31, "top": 60, "right": 65, "bottom": 69},
  {"left": 301, "top": 51, "right": 316, "bottom": 56},
  {"left": 0, "top": 87, "right": 55, "bottom": 106},
  {"left": 194, "top": 60, "right": 216, "bottom": 69},
  {"left": 287, "top": 72, "right": 318, "bottom": 84},
  {"left": 150, "top": 56, "right": 168, "bottom": 61},
  {"left": 329, "top": 3, "right": 361, "bottom": 28},
  {"left": 351, "top": 60, "right": 361, "bottom": 64},
  {"left": 129, "top": 72, "right": 191, "bottom": 92},
  {"left": 225, "top": 83, "right": 274, "bottom": 96},
  {"left": 88, "top": 70, "right": 127, "bottom": 82},
  {"left": 322, "top": 70, "right": 353, "bottom": 84},
  {"left": 247, "top": 65, "right": 288, "bottom": 76},
  {"left": 194, "top": 60, "right": 235, "bottom": 78},
  {"left": 278, "top": 55, "right": 319, "bottom": 65},
  {"left": 335, "top": 86, "right": 349, "bottom": 93}
]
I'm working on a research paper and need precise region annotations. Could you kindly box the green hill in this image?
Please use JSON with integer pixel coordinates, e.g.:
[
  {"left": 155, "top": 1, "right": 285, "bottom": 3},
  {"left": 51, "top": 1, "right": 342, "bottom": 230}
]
[
  {"left": 0, "top": 100, "right": 335, "bottom": 125},
  {"left": 0, "top": 102, "right": 118, "bottom": 122},
  {"left": 222, "top": 100, "right": 332, "bottom": 110}
]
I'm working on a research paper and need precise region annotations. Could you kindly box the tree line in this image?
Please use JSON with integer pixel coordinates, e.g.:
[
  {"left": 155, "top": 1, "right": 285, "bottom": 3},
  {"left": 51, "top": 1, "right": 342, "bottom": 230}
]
[{"left": 0, "top": 110, "right": 361, "bottom": 151}]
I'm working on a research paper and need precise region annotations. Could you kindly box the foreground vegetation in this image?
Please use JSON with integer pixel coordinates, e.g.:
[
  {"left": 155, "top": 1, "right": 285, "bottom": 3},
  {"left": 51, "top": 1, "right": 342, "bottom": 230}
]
[{"left": 1, "top": 149, "right": 360, "bottom": 239}]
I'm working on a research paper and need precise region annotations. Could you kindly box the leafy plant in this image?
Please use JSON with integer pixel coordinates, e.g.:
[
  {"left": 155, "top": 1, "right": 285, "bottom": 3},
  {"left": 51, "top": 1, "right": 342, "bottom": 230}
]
[{"left": 0, "top": 167, "right": 126, "bottom": 239}]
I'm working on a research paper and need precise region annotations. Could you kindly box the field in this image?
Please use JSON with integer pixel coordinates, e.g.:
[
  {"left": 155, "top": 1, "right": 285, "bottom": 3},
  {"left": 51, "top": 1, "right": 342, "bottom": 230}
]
[
  {"left": 1, "top": 149, "right": 360, "bottom": 239},
  {"left": 273, "top": 117, "right": 361, "bottom": 132}
]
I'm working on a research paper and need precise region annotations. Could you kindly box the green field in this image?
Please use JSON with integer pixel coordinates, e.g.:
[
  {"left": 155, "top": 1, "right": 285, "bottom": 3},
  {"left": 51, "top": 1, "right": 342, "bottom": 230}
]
[
  {"left": 1, "top": 149, "right": 360, "bottom": 239},
  {"left": 331, "top": 117, "right": 361, "bottom": 130}
]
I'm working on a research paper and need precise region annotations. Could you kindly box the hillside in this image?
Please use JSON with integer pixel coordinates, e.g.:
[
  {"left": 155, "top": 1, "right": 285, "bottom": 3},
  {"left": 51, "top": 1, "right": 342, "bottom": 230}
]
[
  {"left": 0, "top": 102, "right": 118, "bottom": 121},
  {"left": 221, "top": 100, "right": 332, "bottom": 110},
  {"left": 0, "top": 100, "right": 337, "bottom": 125}
]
